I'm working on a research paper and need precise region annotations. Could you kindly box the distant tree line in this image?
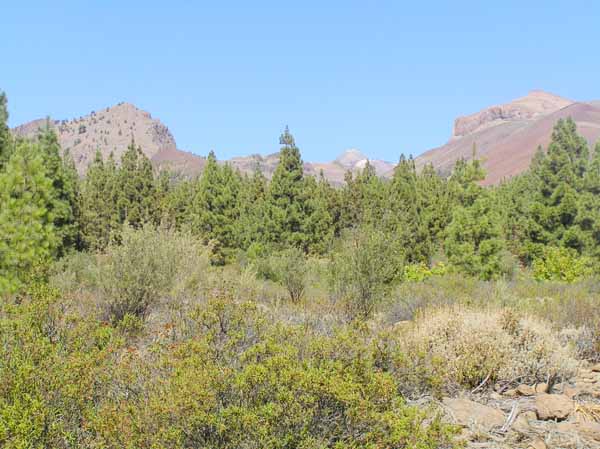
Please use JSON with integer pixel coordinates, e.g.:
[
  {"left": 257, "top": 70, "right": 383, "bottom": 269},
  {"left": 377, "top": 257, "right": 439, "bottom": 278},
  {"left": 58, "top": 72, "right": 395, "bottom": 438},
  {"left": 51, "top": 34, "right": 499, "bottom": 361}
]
[{"left": 2, "top": 91, "right": 600, "bottom": 293}]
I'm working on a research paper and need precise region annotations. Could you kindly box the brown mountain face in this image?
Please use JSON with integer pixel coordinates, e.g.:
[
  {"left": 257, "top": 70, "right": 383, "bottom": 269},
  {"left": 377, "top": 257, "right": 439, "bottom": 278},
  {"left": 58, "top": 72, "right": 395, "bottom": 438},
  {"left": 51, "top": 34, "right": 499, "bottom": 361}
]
[
  {"left": 416, "top": 90, "right": 600, "bottom": 184},
  {"left": 12, "top": 102, "right": 198, "bottom": 174},
  {"left": 13, "top": 106, "right": 394, "bottom": 183}
]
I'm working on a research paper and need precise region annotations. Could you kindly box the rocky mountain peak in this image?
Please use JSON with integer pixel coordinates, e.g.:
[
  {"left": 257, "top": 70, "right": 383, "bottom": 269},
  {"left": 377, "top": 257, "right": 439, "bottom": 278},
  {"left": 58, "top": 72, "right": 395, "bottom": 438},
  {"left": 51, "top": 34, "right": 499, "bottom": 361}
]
[
  {"left": 334, "top": 149, "right": 368, "bottom": 168},
  {"left": 452, "top": 90, "right": 573, "bottom": 138},
  {"left": 14, "top": 102, "right": 177, "bottom": 173}
]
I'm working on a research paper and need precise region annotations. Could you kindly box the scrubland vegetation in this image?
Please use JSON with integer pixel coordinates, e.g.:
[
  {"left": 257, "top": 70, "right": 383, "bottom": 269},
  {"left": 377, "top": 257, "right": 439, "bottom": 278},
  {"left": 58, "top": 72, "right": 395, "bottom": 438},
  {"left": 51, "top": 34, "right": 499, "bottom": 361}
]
[{"left": 2, "top": 90, "right": 600, "bottom": 448}]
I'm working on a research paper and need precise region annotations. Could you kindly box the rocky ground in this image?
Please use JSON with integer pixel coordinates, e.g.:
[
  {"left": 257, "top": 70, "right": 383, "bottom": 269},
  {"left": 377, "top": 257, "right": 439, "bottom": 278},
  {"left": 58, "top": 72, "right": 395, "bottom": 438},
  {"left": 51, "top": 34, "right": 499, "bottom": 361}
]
[{"left": 435, "top": 364, "right": 600, "bottom": 448}]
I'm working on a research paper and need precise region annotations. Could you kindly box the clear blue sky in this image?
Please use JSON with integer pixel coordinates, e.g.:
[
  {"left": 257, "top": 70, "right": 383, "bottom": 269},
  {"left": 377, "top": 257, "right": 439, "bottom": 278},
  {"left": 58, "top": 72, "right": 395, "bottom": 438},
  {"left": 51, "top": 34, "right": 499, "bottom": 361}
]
[{"left": 2, "top": 1, "right": 598, "bottom": 161}]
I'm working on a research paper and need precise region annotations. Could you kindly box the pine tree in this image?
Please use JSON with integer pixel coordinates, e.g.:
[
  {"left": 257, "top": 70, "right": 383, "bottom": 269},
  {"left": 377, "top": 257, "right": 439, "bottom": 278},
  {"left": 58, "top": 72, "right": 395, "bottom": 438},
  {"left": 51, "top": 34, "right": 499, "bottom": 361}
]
[
  {"left": 577, "top": 141, "right": 600, "bottom": 257},
  {"left": 79, "top": 151, "right": 120, "bottom": 250},
  {"left": 0, "top": 91, "right": 13, "bottom": 171},
  {"left": 339, "top": 161, "right": 386, "bottom": 230},
  {"left": 116, "top": 141, "right": 156, "bottom": 228},
  {"left": 264, "top": 127, "right": 308, "bottom": 249},
  {"left": 37, "top": 124, "right": 80, "bottom": 253},
  {"left": 496, "top": 172, "right": 538, "bottom": 259},
  {"left": 448, "top": 156, "right": 485, "bottom": 207},
  {"left": 304, "top": 172, "right": 334, "bottom": 254},
  {"left": 191, "top": 151, "right": 220, "bottom": 236},
  {"left": 522, "top": 118, "right": 589, "bottom": 260},
  {"left": 417, "top": 163, "right": 453, "bottom": 250},
  {"left": 385, "top": 155, "right": 432, "bottom": 262},
  {"left": 154, "top": 169, "right": 174, "bottom": 225},
  {"left": 445, "top": 191, "right": 506, "bottom": 280},
  {"left": 238, "top": 165, "right": 268, "bottom": 249},
  {"left": 216, "top": 163, "right": 242, "bottom": 255},
  {"left": 163, "top": 177, "right": 195, "bottom": 230},
  {"left": 0, "top": 141, "right": 58, "bottom": 293},
  {"left": 191, "top": 151, "right": 241, "bottom": 263},
  {"left": 105, "top": 152, "right": 120, "bottom": 228}
]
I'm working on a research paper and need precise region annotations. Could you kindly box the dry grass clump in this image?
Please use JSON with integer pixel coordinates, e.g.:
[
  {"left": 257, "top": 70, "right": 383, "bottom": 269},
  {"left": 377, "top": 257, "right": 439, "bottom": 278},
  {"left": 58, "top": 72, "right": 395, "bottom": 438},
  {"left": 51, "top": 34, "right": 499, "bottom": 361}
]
[{"left": 394, "top": 306, "right": 579, "bottom": 397}]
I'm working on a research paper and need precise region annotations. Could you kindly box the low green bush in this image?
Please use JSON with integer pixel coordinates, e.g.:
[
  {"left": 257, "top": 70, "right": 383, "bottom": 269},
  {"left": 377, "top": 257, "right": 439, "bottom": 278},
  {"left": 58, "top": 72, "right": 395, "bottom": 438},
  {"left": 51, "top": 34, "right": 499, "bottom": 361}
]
[
  {"left": 0, "top": 285, "right": 459, "bottom": 449},
  {"left": 329, "top": 226, "right": 404, "bottom": 320},
  {"left": 89, "top": 224, "right": 210, "bottom": 323},
  {"left": 404, "top": 262, "right": 447, "bottom": 282},
  {"left": 272, "top": 247, "right": 307, "bottom": 302},
  {"left": 532, "top": 246, "right": 593, "bottom": 282}
]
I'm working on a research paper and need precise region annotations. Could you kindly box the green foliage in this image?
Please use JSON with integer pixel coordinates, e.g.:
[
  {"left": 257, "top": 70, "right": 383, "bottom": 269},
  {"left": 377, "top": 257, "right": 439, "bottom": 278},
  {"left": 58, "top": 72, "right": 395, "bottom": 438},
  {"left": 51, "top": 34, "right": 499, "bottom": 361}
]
[
  {"left": 96, "top": 224, "right": 210, "bottom": 322},
  {"left": 79, "top": 151, "right": 120, "bottom": 250},
  {"left": 329, "top": 226, "right": 404, "bottom": 320},
  {"left": 0, "top": 268, "right": 459, "bottom": 449},
  {"left": 162, "top": 175, "right": 195, "bottom": 228},
  {"left": 303, "top": 173, "right": 335, "bottom": 254},
  {"left": 445, "top": 193, "right": 507, "bottom": 280},
  {"left": 264, "top": 127, "right": 310, "bottom": 249},
  {"left": 448, "top": 152, "right": 485, "bottom": 207},
  {"left": 271, "top": 247, "right": 308, "bottom": 302},
  {"left": 36, "top": 125, "right": 81, "bottom": 253},
  {"left": 415, "top": 163, "right": 454, "bottom": 255},
  {"left": 0, "top": 142, "right": 58, "bottom": 294},
  {"left": 116, "top": 140, "right": 157, "bottom": 227},
  {"left": 578, "top": 142, "right": 600, "bottom": 258},
  {"left": 191, "top": 151, "right": 242, "bottom": 263},
  {"left": 6, "top": 87, "right": 600, "bottom": 449},
  {"left": 532, "top": 246, "right": 593, "bottom": 282},
  {"left": 0, "top": 91, "right": 13, "bottom": 171},
  {"left": 404, "top": 262, "right": 448, "bottom": 282},
  {"left": 0, "top": 284, "right": 124, "bottom": 449},
  {"left": 238, "top": 167, "right": 268, "bottom": 249},
  {"left": 339, "top": 161, "right": 387, "bottom": 229},
  {"left": 518, "top": 119, "right": 592, "bottom": 261},
  {"left": 384, "top": 156, "right": 451, "bottom": 263}
]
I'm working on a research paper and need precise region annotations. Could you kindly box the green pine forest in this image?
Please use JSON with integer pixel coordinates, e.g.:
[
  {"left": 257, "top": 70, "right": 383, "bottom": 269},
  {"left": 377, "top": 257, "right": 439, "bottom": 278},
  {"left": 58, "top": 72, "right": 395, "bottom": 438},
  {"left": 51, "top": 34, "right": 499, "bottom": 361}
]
[{"left": 2, "top": 90, "right": 600, "bottom": 448}]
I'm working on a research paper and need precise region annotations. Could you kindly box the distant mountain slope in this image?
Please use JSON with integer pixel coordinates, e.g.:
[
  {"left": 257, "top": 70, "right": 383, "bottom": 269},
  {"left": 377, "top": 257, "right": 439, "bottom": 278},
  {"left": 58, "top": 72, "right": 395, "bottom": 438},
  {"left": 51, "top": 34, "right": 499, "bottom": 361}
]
[
  {"left": 451, "top": 90, "right": 572, "bottom": 138},
  {"left": 13, "top": 103, "right": 189, "bottom": 173},
  {"left": 13, "top": 105, "right": 394, "bottom": 183},
  {"left": 16, "top": 90, "right": 597, "bottom": 186},
  {"left": 416, "top": 91, "right": 600, "bottom": 184},
  {"left": 225, "top": 149, "right": 393, "bottom": 185}
]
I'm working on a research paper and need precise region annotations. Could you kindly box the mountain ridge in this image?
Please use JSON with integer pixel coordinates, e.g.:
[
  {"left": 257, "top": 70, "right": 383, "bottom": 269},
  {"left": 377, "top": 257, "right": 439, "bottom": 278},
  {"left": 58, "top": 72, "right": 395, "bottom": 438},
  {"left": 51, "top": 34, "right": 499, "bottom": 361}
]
[
  {"left": 415, "top": 90, "right": 600, "bottom": 184},
  {"left": 13, "top": 104, "right": 394, "bottom": 184},
  {"left": 14, "top": 90, "right": 600, "bottom": 185}
]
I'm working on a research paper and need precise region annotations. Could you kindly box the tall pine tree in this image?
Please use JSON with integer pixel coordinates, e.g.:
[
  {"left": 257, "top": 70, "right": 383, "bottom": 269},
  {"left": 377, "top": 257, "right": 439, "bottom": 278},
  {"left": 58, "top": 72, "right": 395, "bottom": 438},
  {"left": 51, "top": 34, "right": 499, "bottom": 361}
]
[
  {"left": 339, "top": 161, "right": 386, "bottom": 230},
  {"left": 79, "top": 150, "right": 120, "bottom": 250},
  {"left": 0, "top": 141, "right": 58, "bottom": 293},
  {"left": 238, "top": 165, "right": 268, "bottom": 250},
  {"left": 304, "top": 171, "right": 334, "bottom": 254},
  {"left": 264, "top": 127, "right": 308, "bottom": 249},
  {"left": 522, "top": 118, "right": 589, "bottom": 260},
  {"left": 116, "top": 140, "right": 156, "bottom": 228},
  {"left": 445, "top": 191, "right": 506, "bottom": 280},
  {"left": 385, "top": 155, "right": 432, "bottom": 262},
  {"left": 191, "top": 151, "right": 241, "bottom": 263},
  {"left": 37, "top": 124, "right": 80, "bottom": 253},
  {"left": 0, "top": 91, "right": 13, "bottom": 172}
]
